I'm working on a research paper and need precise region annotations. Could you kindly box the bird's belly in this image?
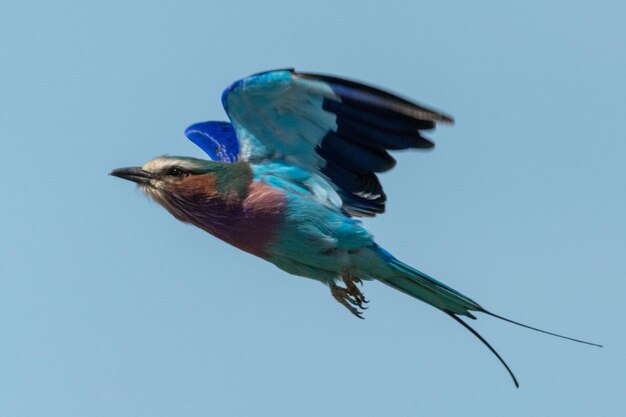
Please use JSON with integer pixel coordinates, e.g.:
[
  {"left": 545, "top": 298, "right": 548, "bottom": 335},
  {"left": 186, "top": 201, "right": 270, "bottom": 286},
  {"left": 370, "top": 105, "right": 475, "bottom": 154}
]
[{"left": 262, "top": 193, "right": 376, "bottom": 283}]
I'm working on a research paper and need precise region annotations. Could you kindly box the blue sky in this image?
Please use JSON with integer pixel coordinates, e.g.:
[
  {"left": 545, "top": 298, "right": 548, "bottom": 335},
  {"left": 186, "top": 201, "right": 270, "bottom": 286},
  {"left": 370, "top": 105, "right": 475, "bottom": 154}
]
[{"left": 1, "top": 1, "right": 624, "bottom": 416}]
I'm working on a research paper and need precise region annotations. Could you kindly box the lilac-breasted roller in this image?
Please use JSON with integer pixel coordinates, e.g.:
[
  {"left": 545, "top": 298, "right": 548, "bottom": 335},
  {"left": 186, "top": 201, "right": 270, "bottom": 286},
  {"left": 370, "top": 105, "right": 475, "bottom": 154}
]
[{"left": 111, "top": 69, "right": 599, "bottom": 387}]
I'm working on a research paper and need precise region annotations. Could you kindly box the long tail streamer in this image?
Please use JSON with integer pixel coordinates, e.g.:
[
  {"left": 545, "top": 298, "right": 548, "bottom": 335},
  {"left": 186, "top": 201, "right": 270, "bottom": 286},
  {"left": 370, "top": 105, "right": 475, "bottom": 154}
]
[
  {"left": 447, "top": 309, "right": 602, "bottom": 388},
  {"left": 447, "top": 312, "right": 520, "bottom": 388},
  {"left": 482, "top": 310, "right": 603, "bottom": 347}
]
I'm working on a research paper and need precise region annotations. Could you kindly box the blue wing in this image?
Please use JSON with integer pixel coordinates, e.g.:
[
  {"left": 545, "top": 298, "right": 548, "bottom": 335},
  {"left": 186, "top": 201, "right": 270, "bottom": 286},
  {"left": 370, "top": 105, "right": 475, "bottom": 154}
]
[
  {"left": 189, "top": 69, "right": 454, "bottom": 216},
  {"left": 184, "top": 121, "right": 239, "bottom": 163}
]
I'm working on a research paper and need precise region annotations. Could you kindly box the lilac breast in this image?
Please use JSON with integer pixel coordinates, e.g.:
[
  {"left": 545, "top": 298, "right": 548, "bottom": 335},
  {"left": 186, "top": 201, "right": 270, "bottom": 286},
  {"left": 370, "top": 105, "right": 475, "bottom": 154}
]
[{"left": 175, "top": 181, "right": 287, "bottom": 257}]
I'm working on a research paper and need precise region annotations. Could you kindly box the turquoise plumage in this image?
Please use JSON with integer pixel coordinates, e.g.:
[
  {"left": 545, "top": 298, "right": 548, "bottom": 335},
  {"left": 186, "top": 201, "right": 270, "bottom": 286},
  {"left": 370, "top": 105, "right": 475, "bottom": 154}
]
[{"left": 111, "top": 69, "right": 600, "bottom": 387}]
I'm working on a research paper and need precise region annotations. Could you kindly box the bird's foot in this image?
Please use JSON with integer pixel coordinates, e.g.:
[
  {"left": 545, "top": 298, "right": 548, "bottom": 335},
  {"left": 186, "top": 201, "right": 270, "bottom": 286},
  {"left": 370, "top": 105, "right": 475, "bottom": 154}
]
[{"left": 331, "top": 271, "right": 369, "bottom": 319}]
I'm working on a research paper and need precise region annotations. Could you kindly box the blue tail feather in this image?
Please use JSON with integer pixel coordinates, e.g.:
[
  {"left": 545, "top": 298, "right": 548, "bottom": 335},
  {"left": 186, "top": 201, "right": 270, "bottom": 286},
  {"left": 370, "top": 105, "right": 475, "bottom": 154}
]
[
  {"left": 373, "top": 244, "right": 482, "bottom": 317},
  {"left": 371, "top": 244, "right": 600, "bottom": 388}
]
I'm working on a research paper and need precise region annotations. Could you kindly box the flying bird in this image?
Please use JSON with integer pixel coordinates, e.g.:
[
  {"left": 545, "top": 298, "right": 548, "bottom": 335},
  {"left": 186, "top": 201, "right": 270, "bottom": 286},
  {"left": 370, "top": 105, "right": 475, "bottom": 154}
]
[{"left": 111, "top": 69, "right": 600, "bottom": 387}]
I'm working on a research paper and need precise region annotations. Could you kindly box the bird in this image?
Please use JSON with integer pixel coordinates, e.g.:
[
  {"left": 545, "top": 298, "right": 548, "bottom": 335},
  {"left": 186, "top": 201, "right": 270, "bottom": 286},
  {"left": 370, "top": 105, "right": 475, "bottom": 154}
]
[{"left": 111, "top": 68, "right": 600, "bottom": 387}]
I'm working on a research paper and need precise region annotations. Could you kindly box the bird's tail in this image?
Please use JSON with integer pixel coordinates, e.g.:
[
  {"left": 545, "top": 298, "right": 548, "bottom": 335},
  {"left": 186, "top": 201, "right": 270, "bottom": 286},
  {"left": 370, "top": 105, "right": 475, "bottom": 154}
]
[
  {"left": 370, "top": 244, "right": 601, "bottom": 388},
  {"left": 373, "top": 244, "right": 482, "bottom": 318}
]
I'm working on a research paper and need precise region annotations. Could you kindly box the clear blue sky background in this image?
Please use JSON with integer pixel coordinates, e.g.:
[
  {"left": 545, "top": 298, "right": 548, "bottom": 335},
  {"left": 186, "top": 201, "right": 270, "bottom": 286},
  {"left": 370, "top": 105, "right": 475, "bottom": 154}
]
[{"left": 1, "top": 1, "right": 624, "bottom": 416}]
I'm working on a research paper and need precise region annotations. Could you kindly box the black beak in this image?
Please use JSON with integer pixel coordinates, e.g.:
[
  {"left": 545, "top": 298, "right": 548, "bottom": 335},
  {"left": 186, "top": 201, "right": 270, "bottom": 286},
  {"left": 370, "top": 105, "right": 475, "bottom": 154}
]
[{"left": 109, "top": 167, "right": 153, "bottom": 184}]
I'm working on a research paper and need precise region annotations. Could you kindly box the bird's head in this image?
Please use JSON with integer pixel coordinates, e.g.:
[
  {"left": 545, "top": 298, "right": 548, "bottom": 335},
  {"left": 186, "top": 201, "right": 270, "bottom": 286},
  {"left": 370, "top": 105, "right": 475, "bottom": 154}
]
[
  {"left": 110, "top": 156, "right": 224, "bottom": 205},
  {"left": 111, "top": 156, "right": 218, "bottom": 186},
  {"left": 111, "top": 156, "right": 252, "bottom": 219}
]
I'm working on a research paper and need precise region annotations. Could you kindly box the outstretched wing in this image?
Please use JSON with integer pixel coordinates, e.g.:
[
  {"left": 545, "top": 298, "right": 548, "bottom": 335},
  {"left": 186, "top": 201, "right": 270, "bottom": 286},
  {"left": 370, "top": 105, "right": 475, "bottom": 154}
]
[{"left": 195, "top": 68, "right": 453, "bottom": 216}]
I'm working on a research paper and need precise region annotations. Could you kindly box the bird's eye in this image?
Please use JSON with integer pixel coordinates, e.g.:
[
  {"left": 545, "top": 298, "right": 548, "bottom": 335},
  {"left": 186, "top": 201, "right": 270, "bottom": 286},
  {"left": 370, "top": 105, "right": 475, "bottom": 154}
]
[{"left": 167, "top": 167, "right": 187, "bottom": 178}]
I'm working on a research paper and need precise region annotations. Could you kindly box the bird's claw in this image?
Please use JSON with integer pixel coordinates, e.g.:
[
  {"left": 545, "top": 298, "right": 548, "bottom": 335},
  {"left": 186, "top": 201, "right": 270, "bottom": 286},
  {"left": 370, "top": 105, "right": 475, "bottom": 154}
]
[{"left": 331, "top": 271, "right": 369, "bottom": 319}]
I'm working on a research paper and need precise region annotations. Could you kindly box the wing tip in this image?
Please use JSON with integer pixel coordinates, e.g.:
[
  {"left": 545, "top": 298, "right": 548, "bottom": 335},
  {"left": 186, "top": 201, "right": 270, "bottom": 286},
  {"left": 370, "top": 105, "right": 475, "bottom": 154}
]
[
  {"left": 293, "top": 70, "right": 455, "bottom": 125},
  {"left": 438, "top": 113, "right": 455, "bottom": 124}
]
